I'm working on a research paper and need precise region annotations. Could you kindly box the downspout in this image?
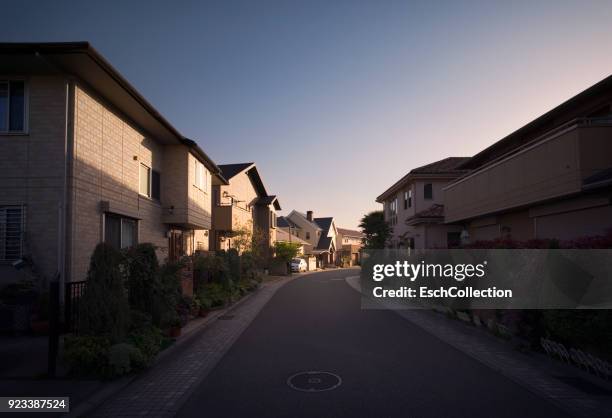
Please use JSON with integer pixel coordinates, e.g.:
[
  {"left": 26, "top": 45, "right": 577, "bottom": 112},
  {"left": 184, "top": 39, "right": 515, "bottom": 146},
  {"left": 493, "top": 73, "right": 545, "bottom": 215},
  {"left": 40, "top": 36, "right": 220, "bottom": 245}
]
[{"left": 57, "top": 80, "right": 70, "bottom": 304}]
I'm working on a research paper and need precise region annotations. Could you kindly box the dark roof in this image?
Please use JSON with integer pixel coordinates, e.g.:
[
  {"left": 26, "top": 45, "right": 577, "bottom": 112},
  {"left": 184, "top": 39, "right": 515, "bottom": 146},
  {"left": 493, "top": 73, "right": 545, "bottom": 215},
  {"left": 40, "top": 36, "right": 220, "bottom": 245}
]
[
  {"left": 256, "top": 195, "right": 281, "bottom": 210},
  {"left": 0, "top": 42, "right": 226, "bottom": 182},
  {"left": 376, "top": 157, "right": 470, "bottom": 202},
  {"left": 410, "top": 157, "right": 471, "bottom": 174},
  {"left": 406, "top": 204, "right": 445, "bottom": 226},
  {"left": 218, "top": 163, "right": 255, "bottom": 180},
  {"left": 460, "top": 73, "right": 612, "bottom": 170},
  {"left": 316, "top": 235, "right": 333, "bottom": 251},
  {"left": 583, "top": 167, "right": 612, "bottom": 190},
  {"left": 337, "top": 228, "right": 364, "bottom": 238},
  {"left": 313, "top": 217, "right": 333, "bottom": 232}
]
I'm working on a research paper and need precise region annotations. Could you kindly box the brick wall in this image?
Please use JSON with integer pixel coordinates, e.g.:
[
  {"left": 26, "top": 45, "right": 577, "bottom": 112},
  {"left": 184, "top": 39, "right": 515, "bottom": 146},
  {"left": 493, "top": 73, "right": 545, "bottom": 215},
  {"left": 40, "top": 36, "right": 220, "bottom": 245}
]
[
  {"left": 70, "top": 84, "right": 168, "bottom": 281},
  {"left": 0, "top": 76, "right": 67, "bottom": 285}
]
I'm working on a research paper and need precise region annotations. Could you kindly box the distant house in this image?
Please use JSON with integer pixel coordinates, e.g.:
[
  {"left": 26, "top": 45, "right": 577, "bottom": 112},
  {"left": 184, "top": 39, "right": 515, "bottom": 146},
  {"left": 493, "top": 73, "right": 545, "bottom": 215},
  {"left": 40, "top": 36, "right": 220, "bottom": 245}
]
[
  {"left": 444, "top": 75, "right": 612, "bottom": 242},
  {"left": 278, "top": 210, "right": 337, "bottom": 266},
  {"left": 275, "top": 228, "right": 312, "bottom": 255},
  {"left": 376, "top": 157, "right": 469, "bottom": 249},
  {"left": 336, "top": 228, "right": 364, "bottom": 265},
  {"left": 0, "top": 42, "right": 226, "bottom": 286},
  {"left": 211, "top": 163, "right": 280, "bottom": 261}
]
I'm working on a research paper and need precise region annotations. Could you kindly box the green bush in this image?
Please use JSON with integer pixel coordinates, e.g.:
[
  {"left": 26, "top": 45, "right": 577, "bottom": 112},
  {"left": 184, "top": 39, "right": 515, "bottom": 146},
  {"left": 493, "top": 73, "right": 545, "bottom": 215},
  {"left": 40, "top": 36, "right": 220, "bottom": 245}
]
[
  {"left": 197, "top": 282, "right": 227, "bottom": 308},
  {"left": 125, "top": 244, "right": 159, "bottom": 315},
  {"left": 78, "top": 243, "right": 129, "bottom": 342},
  {"left": 63, "top": 335, "right": 111, "bottom": 377},
  {"left": 107, "top": 343, "right": 143, "bottom": 377}
]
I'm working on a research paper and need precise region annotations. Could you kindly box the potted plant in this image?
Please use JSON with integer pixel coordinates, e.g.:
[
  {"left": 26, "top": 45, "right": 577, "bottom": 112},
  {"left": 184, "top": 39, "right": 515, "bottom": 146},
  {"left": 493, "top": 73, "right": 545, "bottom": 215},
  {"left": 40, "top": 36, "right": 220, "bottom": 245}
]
[{"left": 162, "top": 311, "right": 182, "bottom": 338}]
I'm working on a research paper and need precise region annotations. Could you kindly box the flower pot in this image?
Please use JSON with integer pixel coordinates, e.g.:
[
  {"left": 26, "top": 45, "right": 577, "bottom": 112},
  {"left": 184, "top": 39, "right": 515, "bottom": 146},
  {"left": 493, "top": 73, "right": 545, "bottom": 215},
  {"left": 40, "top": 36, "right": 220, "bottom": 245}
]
[{"left": 168, "top": 326, "right": 181, "bottom": 338}]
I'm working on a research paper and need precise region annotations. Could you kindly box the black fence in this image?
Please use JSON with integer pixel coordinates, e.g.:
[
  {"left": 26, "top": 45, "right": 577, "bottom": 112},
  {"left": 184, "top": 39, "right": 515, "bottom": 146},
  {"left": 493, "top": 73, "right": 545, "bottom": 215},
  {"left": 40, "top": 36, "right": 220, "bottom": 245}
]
[{"left": 64, "top": 280, "right": 87, "bottom": 334}]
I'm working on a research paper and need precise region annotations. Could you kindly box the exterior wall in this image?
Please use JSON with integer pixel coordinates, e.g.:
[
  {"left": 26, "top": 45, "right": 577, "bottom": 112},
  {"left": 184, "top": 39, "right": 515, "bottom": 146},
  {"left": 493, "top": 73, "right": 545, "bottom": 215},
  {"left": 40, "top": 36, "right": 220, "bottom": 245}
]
[
  {"left": 211, "top": 171, "right": 257, "bottom": 251},
  {"left": 70, "top": 84, "right": 167, "bottom": 281},
  {"left": 445, "top": 125, "right": 612, "bottom": 224},
  {"left": 186, "top": 152, "right": 211, "bottom": 229},
  {"left": 461, "top": 193, "right": 612, "bottom": 242},
  {"left": 382, "top": 179, "right": 452, "bottom": 248},
  {"left": 0, "top": 76, "right": 67, "bottom": 284},
  {"left": 286, "top": 212, "right": 321, "bottom": 248}
]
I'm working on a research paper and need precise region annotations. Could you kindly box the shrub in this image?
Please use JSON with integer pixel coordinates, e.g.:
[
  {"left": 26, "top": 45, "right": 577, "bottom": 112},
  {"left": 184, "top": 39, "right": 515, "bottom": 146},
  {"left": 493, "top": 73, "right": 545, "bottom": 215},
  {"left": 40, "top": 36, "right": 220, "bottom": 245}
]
[
  {"left": 63, "top": 335, "right": 111, "bottom": 377},
  {"left": 107, "top": 343, "right": 143, "bottom": 377},
  {"left": 124, "top": 244, "right": 159, "bottom": 315},
  {"left": 154, "top": 262, "right": 183, "bottom": 327},
  {"left": 78, "top": 243, "right": 129, "bottom": 342},
  {"left": 197, "top": 282, "right": 227, "bottom": 308}
]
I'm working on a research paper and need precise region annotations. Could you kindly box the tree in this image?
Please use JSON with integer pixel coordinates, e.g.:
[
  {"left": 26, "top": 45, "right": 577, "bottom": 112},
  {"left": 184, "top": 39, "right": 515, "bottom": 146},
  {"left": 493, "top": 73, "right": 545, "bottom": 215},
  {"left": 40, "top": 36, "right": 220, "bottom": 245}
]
[
  {"left": 359, "top": 211, "right": 391, "bottom": 249},
  {"left": 274, "top": 241, "right": 301, "bottom": 263}
]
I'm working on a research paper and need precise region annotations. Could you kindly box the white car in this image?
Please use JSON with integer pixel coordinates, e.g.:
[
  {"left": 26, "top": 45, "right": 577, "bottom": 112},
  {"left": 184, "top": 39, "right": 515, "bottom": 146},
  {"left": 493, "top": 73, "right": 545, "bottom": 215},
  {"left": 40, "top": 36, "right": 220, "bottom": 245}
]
[{"left": 291, "top": 258, "right": 307, "bottom": 272}]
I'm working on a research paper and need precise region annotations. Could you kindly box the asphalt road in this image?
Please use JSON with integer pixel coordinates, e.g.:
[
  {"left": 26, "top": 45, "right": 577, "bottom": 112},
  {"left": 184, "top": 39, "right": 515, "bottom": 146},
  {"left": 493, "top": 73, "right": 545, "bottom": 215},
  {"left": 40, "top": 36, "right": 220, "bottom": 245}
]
[{"left": 178, "top": 269, "right": 571, "bottom": 418}]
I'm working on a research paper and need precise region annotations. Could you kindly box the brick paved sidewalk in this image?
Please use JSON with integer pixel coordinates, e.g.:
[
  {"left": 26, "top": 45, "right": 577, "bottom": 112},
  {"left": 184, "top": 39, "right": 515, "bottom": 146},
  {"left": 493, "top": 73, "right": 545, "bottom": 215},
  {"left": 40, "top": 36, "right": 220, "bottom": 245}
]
[
  {"left": 345, "top": 275, "right": 612, "bottom": 418},
  {"left": 82, "top": 276, "right": 293, "bottom": 418}
]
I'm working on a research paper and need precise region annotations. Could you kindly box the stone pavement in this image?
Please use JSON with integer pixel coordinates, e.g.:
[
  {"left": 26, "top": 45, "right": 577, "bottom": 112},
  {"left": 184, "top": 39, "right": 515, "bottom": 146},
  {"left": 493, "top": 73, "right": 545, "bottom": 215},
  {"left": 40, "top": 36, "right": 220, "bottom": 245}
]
[
  {"left": 87, "top": 276, "right": 294, "bottom": 418},
  {"left": 345, "top": 275, "right": 612, "bottom": 418}
]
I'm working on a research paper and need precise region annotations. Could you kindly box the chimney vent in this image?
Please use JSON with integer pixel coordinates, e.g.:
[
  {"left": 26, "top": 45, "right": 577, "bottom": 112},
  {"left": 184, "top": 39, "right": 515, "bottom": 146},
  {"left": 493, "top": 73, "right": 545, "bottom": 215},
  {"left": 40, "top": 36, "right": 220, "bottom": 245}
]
[{"left": 306, "top": 210, "right": 313, "bottom": 222}]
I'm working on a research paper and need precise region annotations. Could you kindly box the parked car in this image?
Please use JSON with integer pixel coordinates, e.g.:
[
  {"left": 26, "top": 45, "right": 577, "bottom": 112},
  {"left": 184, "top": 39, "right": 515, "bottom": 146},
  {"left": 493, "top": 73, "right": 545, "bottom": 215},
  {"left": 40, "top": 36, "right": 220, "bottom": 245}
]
[{"left": 291, "top": 258, "right": 307, "bottom": 272}]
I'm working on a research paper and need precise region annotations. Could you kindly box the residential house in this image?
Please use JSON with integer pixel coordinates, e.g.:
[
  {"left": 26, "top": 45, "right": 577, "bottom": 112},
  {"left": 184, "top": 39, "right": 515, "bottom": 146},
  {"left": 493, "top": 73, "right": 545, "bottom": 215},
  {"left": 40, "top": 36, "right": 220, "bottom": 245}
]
[
  {"left": 0, "top": 42, "right": 226, "bottom": 288},
  {"left": 444, "top": 76, "right": 612, "bottom": 242},
  {"left": 376, "top": 157, "right": 469, "bottom": 249},
  {"left": 278, "top": 210, "right": 338, "bottom": 266},
  {"left": 275, "top": 228, "right": 313, "bottom": 256},
  {"left": 210, "top": 163, "right": 280, "bottom": 262},
  {"left": 336, "top": 228, "right": 364, "bottom": 265}
]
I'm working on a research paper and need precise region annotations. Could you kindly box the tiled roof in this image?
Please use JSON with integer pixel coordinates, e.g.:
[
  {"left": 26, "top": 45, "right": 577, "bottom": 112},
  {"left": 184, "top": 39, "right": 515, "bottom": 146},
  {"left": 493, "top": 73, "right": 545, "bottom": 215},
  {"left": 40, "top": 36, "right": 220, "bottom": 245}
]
[
  {"left": 376, "top": 157, "right": 470, "bottom": 202},
  {"left": 337, "top": 228, "right": 364, "bottom": 238},
  {"left": 406, "top": 204, "right": 445, "bottom": 225},
  {"left": 277, "top": 216, "right": 300, "bottom": 229},
  {"left": 409, "top": 157, "right": 471, "bottom": 174},
  {"left": 313, "top": 217, "right": 333, "bottom": 232},
  {"left": 218, "top": 163, "right": 254, "bottom": 180},
  {"left": 316, "top": 234, "right": 333, "bottom": 251}
]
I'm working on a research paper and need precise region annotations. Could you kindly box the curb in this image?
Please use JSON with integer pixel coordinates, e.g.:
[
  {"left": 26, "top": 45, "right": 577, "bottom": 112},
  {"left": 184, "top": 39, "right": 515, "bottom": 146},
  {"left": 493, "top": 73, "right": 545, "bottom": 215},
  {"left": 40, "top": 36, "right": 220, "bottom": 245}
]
[{"left": 66, "top": 279, "right": 280, "bottom": 418}]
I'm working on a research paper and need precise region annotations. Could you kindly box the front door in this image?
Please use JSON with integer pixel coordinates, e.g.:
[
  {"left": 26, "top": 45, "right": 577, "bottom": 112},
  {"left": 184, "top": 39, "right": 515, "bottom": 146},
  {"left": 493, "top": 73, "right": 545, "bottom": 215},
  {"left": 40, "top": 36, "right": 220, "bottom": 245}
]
[{"left": 169, "top": 230, "right": 184, "bottom": 262}]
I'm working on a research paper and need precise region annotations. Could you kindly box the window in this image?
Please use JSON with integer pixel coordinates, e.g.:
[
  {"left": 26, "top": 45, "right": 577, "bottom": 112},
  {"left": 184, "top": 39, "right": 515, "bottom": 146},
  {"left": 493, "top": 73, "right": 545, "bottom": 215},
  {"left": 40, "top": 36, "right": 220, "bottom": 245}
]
[
  {"left": 270, "top": 212, "right": 277, "bottom": 228},
  {"left": 389, "top": 197, "right": 398, "bottom": 225},
  {"left": 404, "top": 191, "right": 408, "bottom": 209},
  {"left": 424, "top": 183, "right": 433, "bottom": 200},
  {"left": 0, "top": 80, "right": 26, "bottom": 133},
  {"left": 0, "top": 205, "right": 24, "bottom": 261},
  {"left": 194, "top": 160, "right": 208, "bottom": 191},
  {"left": 139, "top": 163, "right": 151, "bottom": 197},
  {"left": 105, "top": 213, "right": 137, "bottom": 249},
  {"left": 408, "top": 189, "right": 412, "bottom": 208},
  {"left": 151, "top": 170, "right": 160, "bottom": 201}
]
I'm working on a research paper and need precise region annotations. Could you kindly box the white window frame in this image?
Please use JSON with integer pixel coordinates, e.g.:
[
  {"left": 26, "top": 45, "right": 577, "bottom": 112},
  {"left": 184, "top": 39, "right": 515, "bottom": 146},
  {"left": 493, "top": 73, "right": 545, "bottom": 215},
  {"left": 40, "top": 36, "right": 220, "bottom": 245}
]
[
  {"left": 194, "top": 160, "right": 209, "bottom": 192},
  {"left": 0, "top": 79, "right": 29, "bottom": 134},
  {"left": 139, "top": 163, "right": 152, "bottom": 197}
]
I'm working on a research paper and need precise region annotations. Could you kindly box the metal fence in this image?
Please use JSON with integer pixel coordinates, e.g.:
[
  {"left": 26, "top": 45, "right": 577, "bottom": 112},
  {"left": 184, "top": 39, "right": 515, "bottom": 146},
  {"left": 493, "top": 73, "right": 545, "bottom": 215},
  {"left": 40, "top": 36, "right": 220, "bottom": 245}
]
[{"left": 64, "top": 280, "right": 87, "bottom": 333}]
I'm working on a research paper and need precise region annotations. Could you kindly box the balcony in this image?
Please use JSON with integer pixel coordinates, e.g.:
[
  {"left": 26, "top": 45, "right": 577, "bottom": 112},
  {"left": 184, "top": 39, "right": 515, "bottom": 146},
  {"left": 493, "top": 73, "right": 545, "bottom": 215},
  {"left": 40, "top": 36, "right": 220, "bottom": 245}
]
[
  {"left": 444, "top": 118, "right": 612, "bottom": 223},
  {"left": 212, "top": 203, "right": 251, "bottom": 232}
]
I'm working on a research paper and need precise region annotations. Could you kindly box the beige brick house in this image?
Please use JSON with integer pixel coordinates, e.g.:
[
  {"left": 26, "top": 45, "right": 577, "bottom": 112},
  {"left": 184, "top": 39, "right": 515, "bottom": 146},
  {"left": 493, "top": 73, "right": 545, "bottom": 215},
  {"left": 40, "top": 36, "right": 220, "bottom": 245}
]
[
  {"left": 210, "top": 162, "right": 281, "bottom": 261},
  {"left": 444, "top": 75, "right": 612, "bottom": 242},
  {"left": 376, "top": 157, "right": 469, "bottom": 249},
  {"left": 0, "top": 42, "right": 227, "bottom": 288}
]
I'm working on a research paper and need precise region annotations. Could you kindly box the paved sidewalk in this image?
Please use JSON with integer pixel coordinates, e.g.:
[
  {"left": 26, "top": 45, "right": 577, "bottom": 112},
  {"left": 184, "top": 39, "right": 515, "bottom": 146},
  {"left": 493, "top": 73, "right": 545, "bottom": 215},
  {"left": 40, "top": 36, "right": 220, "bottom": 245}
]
[
  {"left": 345, "top": 275, "right": 612, "bottom": 418},
  {"left": 86, "top": 276, "right": 294, "bottom": 418}
]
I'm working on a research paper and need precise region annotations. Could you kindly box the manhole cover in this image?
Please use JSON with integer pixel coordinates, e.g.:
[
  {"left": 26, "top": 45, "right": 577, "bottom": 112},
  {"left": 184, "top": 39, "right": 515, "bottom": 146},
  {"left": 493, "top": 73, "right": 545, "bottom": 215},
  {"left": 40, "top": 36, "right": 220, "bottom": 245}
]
[
  {"left": 218, "top": 314, "right": 235, "bottom": 320},
  {"left": 287, "top": 371, "right": 342, "bottom": 392}
]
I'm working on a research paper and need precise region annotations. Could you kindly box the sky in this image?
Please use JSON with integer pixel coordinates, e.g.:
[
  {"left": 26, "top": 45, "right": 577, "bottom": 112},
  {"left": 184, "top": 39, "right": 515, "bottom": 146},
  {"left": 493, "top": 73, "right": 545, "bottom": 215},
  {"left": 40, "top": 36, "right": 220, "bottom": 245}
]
[{"left": 4, "top": 0, "right": 612, "bottom": 228}]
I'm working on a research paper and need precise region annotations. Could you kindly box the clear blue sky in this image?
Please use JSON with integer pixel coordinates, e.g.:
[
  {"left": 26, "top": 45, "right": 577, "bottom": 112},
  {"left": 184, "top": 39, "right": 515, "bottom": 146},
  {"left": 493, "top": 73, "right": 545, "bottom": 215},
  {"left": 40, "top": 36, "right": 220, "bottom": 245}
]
[{"left": 4, "top": 0, "right": 612, "bottom": 228}]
